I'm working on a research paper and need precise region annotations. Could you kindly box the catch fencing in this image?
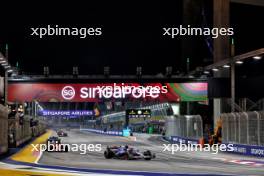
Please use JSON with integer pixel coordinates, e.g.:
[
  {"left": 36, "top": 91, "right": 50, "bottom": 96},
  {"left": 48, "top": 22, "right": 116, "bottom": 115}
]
[
  {"left": 165, "top": 115, "right": 203, "bottom": 140},
  {"left": 221, "top": 111, "right": 264, "bottom": 146}
]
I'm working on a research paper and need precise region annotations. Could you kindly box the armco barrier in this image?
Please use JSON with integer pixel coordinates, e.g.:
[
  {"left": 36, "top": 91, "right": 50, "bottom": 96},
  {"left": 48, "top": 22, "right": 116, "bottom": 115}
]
[
  {"left": 169, "top": 136, "right": 199, "bottom": 145},
  {"left": 223, "top": 143, "right": 264, "bottom": 157},
  {"left": 80, "top": 128, "right": 123, "bottom": 136}
]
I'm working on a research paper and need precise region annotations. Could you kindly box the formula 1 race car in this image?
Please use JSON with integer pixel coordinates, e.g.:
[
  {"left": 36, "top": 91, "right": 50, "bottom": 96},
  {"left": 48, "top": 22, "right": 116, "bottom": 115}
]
[
  {"left": 104, "top": 145, "right": 155, "bottom": 160},
  {"left": 47, "top": 136, "right": 61, "bottom": 143},
  {"left": 57, "top": 130, "right": 68, "bottom": 137},
  {"left": 46, "top": 136, "right": 68, "bottom": 152}
]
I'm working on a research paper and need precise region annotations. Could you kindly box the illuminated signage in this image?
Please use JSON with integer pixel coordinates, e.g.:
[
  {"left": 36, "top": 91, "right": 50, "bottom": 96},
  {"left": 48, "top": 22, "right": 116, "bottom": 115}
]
[
  {"left": 126, "top": 109, "right": 151, "bottom": 118},
  {"left": 61, "top": 86, "right": 75, "bottom": 100},
  {"left": 62, "top": 83, "right": 168, "bottom": 100},
  {"left": 39, "top": 110, "right": 94, "bottom": 116},
  {"left": 8, "top": 82, "right": 207, "bottom": 102}
]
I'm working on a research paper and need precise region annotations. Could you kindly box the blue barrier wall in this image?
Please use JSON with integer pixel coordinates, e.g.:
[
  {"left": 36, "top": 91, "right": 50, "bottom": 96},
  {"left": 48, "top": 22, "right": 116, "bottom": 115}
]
[
  {"left": 223, "top": 143, "right": 264, "bottom": 157},
  {"left": 166, "top": 136, "right": 264, "bottom": 157},
  {"left": 169, "top": 136, "right": 199, "bottom": 145},
  {"left": 80, "top": 128, "right": 123, "bottom": 136}
]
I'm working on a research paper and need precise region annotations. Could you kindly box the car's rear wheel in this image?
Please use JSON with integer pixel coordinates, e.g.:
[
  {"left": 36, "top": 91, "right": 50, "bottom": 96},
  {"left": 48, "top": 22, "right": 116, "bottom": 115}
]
[{"left": 104, "top": 150, "right": 114, "bottom": 159}]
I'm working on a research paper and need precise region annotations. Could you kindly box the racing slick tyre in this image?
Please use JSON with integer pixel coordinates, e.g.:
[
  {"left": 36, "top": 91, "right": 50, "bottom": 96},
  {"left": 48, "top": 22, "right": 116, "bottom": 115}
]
[
  {"left": 104, "top": 150, "right": 114, "bottom": 159},
  {"left": 143, "top": 150, "right": 152, "bottom": 160},
  {"left": 143, "top": 150, "right": 151, "bottom": 156},
  {"left": 60, "top": 145, "right": 69, "bottom": 152}
]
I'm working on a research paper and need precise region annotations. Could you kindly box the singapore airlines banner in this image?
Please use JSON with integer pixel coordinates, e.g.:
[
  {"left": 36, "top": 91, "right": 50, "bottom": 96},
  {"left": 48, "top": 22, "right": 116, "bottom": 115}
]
[{"left": 8, "top": 82, "right": 207, "bottom": 102}]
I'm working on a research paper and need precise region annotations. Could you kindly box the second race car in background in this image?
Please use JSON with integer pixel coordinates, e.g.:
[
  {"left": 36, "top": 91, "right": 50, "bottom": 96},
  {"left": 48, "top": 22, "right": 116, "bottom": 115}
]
[{"left": 57, "top": 130, "right": 68, "bottom": 137}]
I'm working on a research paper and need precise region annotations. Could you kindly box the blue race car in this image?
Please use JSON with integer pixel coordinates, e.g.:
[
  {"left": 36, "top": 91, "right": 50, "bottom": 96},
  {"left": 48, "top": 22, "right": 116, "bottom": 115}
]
[{"left": 104, "top": 145, "right": 155, "bottom": 160}]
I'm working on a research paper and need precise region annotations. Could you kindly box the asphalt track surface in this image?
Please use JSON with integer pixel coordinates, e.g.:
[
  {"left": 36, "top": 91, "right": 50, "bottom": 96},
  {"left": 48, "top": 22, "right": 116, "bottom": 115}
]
[{"left": 39, "top": 129, "right": 264, "bottom": 175}]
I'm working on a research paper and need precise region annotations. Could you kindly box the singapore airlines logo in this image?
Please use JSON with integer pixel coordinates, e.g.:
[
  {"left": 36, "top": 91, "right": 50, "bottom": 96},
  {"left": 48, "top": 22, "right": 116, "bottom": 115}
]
[{"left": 61, "top": 86, "right": 75, "bottom": 100}]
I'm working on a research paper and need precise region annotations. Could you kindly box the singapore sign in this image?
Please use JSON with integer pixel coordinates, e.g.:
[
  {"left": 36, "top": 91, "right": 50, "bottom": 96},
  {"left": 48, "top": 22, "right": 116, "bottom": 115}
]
[
  {"left": 8, "top": 82, "right": 207, "bottom": 102},
  {"left": 61, "top": 83, "right": 168, "bottom": 100}
]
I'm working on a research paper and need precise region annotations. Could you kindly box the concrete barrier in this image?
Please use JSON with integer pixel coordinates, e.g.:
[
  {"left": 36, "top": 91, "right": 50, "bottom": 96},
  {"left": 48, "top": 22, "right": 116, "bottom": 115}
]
[{"left": 0, "top": 104, "right": 8, "bottom": 155}]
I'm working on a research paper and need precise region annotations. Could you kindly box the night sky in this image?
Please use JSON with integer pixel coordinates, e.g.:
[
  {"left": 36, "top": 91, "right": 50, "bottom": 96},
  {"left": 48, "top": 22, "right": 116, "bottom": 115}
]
[{"left": 0, "top": 1, "right": 263, "bottom": 75}]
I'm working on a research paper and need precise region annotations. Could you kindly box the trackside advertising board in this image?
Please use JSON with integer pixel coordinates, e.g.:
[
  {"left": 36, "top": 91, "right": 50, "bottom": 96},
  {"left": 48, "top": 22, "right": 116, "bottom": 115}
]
[{"left": 8, "top": 82, "right": 207, "bottom": 102}]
